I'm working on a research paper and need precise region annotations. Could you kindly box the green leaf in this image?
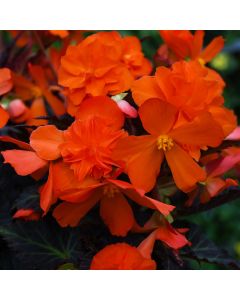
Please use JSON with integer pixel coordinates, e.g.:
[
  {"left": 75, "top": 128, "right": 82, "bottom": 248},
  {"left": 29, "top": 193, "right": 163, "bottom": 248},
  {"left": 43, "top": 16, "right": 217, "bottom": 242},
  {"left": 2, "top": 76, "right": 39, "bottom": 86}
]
[
  {"left": 0, "top": 218, "right": 82, "bottom": 269},
  {"left": 181, "top": 223, "right": 240, "bottom": 269}
]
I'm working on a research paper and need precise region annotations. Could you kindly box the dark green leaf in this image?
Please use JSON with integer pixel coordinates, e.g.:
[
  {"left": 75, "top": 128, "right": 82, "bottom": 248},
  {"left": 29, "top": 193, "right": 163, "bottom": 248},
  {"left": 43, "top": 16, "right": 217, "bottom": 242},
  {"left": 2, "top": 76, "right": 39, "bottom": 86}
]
[{"left": 182, "top": 223, "right": 240, "bottom": 269}]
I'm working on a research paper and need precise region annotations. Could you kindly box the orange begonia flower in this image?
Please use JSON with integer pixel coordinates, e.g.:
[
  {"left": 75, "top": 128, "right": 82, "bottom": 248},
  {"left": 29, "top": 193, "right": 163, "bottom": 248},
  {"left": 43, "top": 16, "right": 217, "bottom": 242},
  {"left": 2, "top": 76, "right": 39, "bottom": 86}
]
[
  {"left": 59, "top": 31, "right": 133, "bottom": 108},
  {"left": 159, "top": 30, "right": 224, "bottom": 64},
  {"left": 131, "top": 60, "right": 236, "bottom": 137},
  {"left": 29, "top": 96, "right": 125, "bottom": 182},
  {"left": 132, "top": 60, "right": 224, "bottom": 110},
  {"left": 59, "top": 31, "right": 151, "bottom": 114},
  {"left": 113, "top": 99, "right": 224, "bottom": 193},
  {"left": 51, "top": 165, "right": 174, "bottom": 236},
  {"left": 12, "top": 64, "right": 65, "bottom": 125},
  {"left": 60, "top": 117, "right": 125, "bottom": 181},
  {"left": 90, "top": 243, "right": 156, "bottom": 270}
]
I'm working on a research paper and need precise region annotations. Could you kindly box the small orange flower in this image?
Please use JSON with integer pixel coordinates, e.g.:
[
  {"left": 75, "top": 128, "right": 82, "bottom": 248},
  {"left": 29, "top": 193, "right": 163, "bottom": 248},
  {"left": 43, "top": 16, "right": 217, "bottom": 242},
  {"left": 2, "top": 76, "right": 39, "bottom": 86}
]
[
  {"left": 159, "top": 30, "right": 224, "bottom": 64},
  {"left": 12, "top": 64, "right": 65, "bottom": 125},
  {"left": 113, "top": 99, "right": 224, "bottom": 193}
]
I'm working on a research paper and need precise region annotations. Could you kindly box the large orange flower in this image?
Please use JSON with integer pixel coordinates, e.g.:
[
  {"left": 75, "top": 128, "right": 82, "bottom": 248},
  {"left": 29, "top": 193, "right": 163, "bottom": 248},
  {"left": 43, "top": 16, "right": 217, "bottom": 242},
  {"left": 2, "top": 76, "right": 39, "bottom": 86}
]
[
  {"left": 113, "top": 99, "right": 224, "bottom": 193},
  {"left": 132, "top": 60, "right": 224, "bottom": 110},
  {"left": 59, "top": 32, "right": 133, "bottom": 108},
  {"left": 59, "top": 31, "right": 151, "bottom": 115},
  {"left": 159, "top": 30, "right": 224, "bottom": 64},
  {"left": 2, "top": 96, "right": 126, "bottom": 189},
  {"left": 131, "top": 60, "right": 236, "bottom": 136},
  {"left": 29, "top": 96, "right": 125, "bottom": 182}
]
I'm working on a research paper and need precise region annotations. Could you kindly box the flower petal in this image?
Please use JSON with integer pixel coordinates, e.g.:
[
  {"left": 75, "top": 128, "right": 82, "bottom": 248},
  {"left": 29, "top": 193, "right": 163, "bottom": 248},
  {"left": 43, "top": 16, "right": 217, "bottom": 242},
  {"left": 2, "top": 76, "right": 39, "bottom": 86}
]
[
  {"left": 76, "top": 96, "right": 124, "bottom": 129},
  {"left": 39, "top": 162, "right": 56, "bottom": 213},
  {"left": 53, "top": 195, "right": 99, "bottom": 227},
  {"left": 0, "top": 106, "right": 9, "bottom": 128},
  {"left": 200, "top": 36, "right": 224, "bottom": 63},
  {"left": 26, "top": 97, "right": 48, "bottom": 126},
  {"left": 139, "top": 99, "right": 178, "bottom": 135},
  {"left": 109, "top": 179, "right": 175, "bottom": 216},
  {"left": 165, "top": 144, "right": 206, "bottom": 192},
  {"left": 0, "top": 136, "right": 32, "bottom": 150},
  {"left": 30, "top": 125, "right": 64, "bottom": 160},
  {"left": 190, "top": 30, "right": 204, "bottom": 59},
  {"left": 2, "top": 150, "right": 48, "bottom": 176},
  {"left": 170, "top": 112, "right": 224, "bottom": 147},
  {"left": 155, "top": 221, "right": 189, "bottom": 249},
  {"left": 131, "top": 76, "right": 162, "bottom": 106},
  {"left": 128, "top": 142, "right": 164, "bottom": 193},
  {"left": 100, "top": 192, "right": 135, "bottom": 236}
]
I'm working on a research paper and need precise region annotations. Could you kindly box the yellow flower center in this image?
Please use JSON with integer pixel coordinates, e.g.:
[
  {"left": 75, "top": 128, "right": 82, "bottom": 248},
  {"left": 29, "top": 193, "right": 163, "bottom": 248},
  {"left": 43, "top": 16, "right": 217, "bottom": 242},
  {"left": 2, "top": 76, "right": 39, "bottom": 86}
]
[
  {"left": 103, "top": 184, "right": 119, "bottom": 198},
  {"left": 157, "top": 135, "right": 174, "bottom": 151}
]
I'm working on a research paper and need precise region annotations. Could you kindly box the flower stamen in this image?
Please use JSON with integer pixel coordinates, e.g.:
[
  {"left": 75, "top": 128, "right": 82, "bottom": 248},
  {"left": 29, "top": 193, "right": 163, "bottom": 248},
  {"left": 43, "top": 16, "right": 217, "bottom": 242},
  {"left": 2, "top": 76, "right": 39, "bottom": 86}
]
[{"left": 157, "top": 135, "right": 174, "bottom": 151}]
